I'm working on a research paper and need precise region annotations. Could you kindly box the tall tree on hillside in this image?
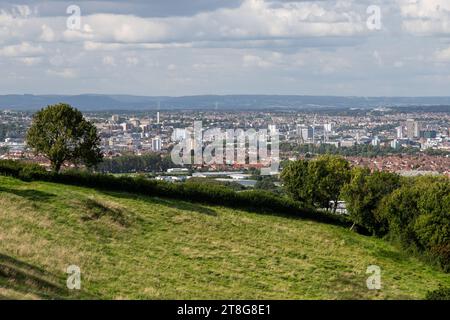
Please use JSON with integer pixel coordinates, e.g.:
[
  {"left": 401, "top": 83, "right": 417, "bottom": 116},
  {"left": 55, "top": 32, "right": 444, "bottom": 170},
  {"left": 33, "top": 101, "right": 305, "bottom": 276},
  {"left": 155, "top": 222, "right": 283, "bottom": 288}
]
[
  {"left": 310, "top": 155, "right": 351, "bottom": 211},
  {"left": 342, "top": 168, "right": 401, "bottom": 233},
  {"left": 26, "top": 103, "right": 103, "bottom": 172},
  {"left": 280, "top": 159, "right": 311, "bottom": 205},
  {"left": 281, "top": 155, "right": 351, "bottom": 210}
]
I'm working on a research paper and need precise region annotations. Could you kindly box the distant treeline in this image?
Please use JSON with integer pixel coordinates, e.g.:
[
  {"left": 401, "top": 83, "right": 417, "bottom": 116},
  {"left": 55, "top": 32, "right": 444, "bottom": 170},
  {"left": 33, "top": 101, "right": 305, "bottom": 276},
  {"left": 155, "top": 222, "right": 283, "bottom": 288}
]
[
  {"left": 393, "top": 105, "right": 450, "bottom": 113},
  {"left": 281, "top": 143, "right": 450, "bottom": 157},
  {"left": 95, "top": 153, "right": 174, "bottom": 173}
]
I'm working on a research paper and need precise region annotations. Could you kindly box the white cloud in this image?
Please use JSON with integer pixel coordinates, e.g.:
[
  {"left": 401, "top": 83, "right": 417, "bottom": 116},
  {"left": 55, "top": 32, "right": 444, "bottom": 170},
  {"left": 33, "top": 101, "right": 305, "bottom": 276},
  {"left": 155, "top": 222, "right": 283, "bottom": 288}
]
[
  {"left": 46, "top": 68, "right": 78, "bottom": 79},
  {"left": 0, "top": 0, "right": 367, "bottom": 47},
  {"left": 126, "top": 56, "right": 139, "bottom": 66},
  {"left": 11, "top": 5, "right": 33, "bottom": 18},
  {"left": 40, "top": 24, "right": 55, "bottom": 42},
  {"left": 0, "top": 42, "right": 44, "bottom": 57},
  {"left": 434, "top": 47, "right": 450, "bottom": 62},
  {"left": 242, "top": 54, "right": 273, "bottom": 68},
  {"left": 398, "top": 0, "right": 450, "bottom": 35},
  {"left": 18, "top": 57, "right": 42, "bottom": 66},
  {"left": 398, "top": 0, "right": 450, "bottom": 19},
  {"left": 0, "top": 0, "right": 449, "bottom": 96},
  {"left": 102, "top": 55, "right": 116, "bottom": 66},
  {"left": 373, "top": 50, "right": 383, "bottom": 66},
  {"left": 82, "top": 41, "right": 192, "bottom": 51}
]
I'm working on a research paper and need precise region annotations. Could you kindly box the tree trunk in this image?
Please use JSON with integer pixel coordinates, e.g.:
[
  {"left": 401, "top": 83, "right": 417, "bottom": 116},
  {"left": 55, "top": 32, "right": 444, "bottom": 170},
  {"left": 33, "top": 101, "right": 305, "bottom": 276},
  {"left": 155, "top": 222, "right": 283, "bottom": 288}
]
[{"left": 53, "top": 161, "right": 62, "bottom": 173}]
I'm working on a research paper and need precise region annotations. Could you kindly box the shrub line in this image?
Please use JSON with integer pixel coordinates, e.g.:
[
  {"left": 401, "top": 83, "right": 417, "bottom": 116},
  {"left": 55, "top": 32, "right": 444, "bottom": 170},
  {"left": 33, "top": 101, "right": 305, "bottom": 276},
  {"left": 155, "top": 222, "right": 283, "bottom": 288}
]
[{"left": 0, "top": 160, "right": 349, "bottom": 227}]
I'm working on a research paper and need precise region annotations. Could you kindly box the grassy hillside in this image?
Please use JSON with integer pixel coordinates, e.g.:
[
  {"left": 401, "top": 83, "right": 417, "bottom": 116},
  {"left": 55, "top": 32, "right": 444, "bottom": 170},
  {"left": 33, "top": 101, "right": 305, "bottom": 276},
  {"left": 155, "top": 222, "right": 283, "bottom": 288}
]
[{"left": 0, "top": 175, "right": 449, "bottom": 300}]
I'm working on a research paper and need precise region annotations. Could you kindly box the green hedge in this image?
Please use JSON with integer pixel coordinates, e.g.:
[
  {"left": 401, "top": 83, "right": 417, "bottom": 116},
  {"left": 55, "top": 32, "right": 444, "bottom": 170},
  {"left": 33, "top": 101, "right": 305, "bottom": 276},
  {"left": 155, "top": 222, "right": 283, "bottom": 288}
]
[
  {"left": 377, "top": 175, "right": 450, "bottom": 272},
  {"left": 426, "top": 286, "right": 450, "bottom": 300},
  {"left": 0, "top": 160, "right": 348, "bottom": 226}
]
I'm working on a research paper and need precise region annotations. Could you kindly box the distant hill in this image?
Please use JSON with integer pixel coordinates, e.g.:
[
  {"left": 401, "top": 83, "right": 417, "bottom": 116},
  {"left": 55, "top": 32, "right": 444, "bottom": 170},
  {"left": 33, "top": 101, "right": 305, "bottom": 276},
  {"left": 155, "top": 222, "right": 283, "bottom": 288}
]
[
  {"left": 0, "top": 175, "right": 449, "bottom": 299},
  {"left": 1, "top": 94, "right": 450, "bottom": 111}
]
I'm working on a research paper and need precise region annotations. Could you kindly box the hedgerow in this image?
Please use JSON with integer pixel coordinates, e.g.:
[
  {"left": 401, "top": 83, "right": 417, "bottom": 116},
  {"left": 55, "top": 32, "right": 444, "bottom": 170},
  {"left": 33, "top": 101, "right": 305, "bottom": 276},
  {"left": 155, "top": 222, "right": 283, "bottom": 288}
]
[{"left": 0, "top": 160, "right": 348, "bottom": 227}]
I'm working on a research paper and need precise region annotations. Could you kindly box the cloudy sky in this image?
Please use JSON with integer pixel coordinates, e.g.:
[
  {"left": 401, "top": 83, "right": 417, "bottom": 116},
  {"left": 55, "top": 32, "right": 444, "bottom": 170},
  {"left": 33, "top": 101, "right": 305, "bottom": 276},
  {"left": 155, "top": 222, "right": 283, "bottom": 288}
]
[{"left": 1, "top": 0, "right": 450, "bottom": 96}]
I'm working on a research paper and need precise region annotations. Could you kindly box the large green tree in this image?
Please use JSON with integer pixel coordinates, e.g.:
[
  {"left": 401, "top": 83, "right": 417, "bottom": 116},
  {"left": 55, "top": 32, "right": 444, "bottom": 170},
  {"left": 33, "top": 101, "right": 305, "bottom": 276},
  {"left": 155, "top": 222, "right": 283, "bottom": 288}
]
[
  {"left": 377, "top": 176, "right": 450, "bottom": 270},
  {"left": 280, "top": 159, "right": 311, "bottom": 204},
  {"left": 341, "top": 168, "right": 401, "bottom": 234},
  {"left": 26, "top": 103, "right": 103, "bottom": 172},
  {"left": 281, "top": 155, "right": 351, "bottom": 210}
]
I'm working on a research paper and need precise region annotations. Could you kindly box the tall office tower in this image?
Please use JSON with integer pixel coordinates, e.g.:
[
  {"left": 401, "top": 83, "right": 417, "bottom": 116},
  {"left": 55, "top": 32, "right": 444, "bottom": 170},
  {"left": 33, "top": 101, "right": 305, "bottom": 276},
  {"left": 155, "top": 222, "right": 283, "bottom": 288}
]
[
  {"left": 140, "top": 124, "right": 149, "bottom": 134},
  {"left": 372, "top": 135, "right": 380, "bottom": 146},
  {"left": 391, "top": 139, "right": 400, "bottom": 149},
  {"left": 296, "top": 125, "right": 312, "bottom": 141},
  {"left": 173, "top": 128, "right": 187, "bottom": 141},
  {"left": 296, "top": 125, "right": 303, "bottom": 141},
  {"left": 268, "top": 124, "right": 277, "bottom": 133},
  {"left": 130, "top": 118, "right": 140, "bottom": 127},
  {"left": 121, "top": 122, "right": 132, "bottom": 131},
  {"left": 324, "top": 123, "right": 333, "bottom": 142},
  {"left": 152, "top": 137, "right": 162, "bottom": 151},
  {"left": 414, "top": 121, "right": 421, "bottom": 138},
  {"left": 396, "top": 126, "right": 404, "bottom": 139},
  {"left": 406, "top": 119, "right": 420, "bottom": 139},
  {"left": 157, "top": 112, "right": 160, "bottom": 124},
  {"left": 406, "top": 119, "right": 414, "bottom": 138}
]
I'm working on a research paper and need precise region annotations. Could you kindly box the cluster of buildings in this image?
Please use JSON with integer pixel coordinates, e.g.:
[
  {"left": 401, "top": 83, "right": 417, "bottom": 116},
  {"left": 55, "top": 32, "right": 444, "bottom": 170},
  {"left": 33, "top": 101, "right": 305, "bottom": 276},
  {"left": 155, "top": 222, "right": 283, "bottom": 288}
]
[
  {"left": 0, "top": 111, "right": 31, "bottom": 159},
  {"left": 288, "top": 117, "right": 449, "bottom": 152},
  {"left": 95, "top": 112, "right": 164, "bottom": 156},
  {"left": 348, "top": 155, "right": 450, "bottom": 177},
  {"left": 393, "top": 119, "right": 441, "bottom": 150},
  {"left": 0, "top": 108, "right": 449, "bottom": 176}
]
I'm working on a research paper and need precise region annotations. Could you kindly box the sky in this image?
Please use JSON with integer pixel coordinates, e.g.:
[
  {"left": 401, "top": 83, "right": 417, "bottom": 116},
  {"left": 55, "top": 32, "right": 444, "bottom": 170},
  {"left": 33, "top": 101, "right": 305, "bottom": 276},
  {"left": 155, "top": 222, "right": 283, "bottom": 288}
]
[{"left": 1, "top": 0, "right": 450, "bottom": 96}]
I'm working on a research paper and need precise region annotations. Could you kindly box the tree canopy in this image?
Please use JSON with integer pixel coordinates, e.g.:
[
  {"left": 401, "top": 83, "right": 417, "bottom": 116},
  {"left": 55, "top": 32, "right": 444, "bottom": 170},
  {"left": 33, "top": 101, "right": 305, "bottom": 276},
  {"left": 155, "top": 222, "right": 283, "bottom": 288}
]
[
  {"left": 341, "top": 168, "right": 401, "bottom": 234},
  {"left": 26, "top": 103, "right": 103, "bottom": 172},
  {"left": 376, "top": 176, "right": 450, "bottom": 271},
  {"left": 280, "top": 155, "right": 351, "bottom": 210}
]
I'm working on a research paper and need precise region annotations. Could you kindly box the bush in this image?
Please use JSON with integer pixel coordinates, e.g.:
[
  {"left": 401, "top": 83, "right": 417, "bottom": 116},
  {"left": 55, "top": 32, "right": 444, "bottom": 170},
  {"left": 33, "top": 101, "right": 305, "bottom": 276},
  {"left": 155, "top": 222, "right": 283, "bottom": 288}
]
[
  {"left": 281, "top": 157, "right": 450, "bottom": 273},
  {"left": 0, "top": 160, "right": 348, "bottom": 227},
  {"left": 426, "top": 286, "right": 450, "bottom": 300},
  {"left": 377, "top": 176, "right": 450, "bottom": 271},
  {"left": 342, "top": 168, "right": 401, "bottom": 235},
  {"left": 281, "top": 155, "right": 351, "bottom": 210},
  {"left": 185, "top": 177, "right": 246, "bottom": 191}
]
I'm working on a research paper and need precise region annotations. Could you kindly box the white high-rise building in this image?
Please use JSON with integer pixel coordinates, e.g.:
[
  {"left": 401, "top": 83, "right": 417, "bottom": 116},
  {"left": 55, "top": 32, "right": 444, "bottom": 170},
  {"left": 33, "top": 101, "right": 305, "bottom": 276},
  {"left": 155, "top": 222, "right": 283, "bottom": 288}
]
[
  {"left": 152, "top": 137, "right": 162, "bottom": 151},
  {"left": 391, "top": 139, "right": 400, "bottom": 149},
  {"left": 396, "top": 126, "right": 404, "bottom": 139},
  {"left": 121, "top": 123, "right": 132, "bottom": 131},
  {"left": 173, "top": 128, "right": 187, "bottom": 141},
  {"left": 297, "top": 125, "right": 313, "bottom": 141},
  {"left": 414, "top": 121, "right": 421, "bottom": 138},
  {"left": 406, "top": 119, "right": 421, "bottom": 139},
  {"left": 372, "top": 136, "right": 380, "bottom": 146},
  {"left": 111, "top": 114, "right": 120, "bottom": 122},
  {"left": 324, "top": 123, "right": 333, "bottom": 133},
  {"left": 156, "top": 112, "right": 160, "bottom": 124},
  {"left": 268, "top": 124, "right": 277, "bottom": 134}
]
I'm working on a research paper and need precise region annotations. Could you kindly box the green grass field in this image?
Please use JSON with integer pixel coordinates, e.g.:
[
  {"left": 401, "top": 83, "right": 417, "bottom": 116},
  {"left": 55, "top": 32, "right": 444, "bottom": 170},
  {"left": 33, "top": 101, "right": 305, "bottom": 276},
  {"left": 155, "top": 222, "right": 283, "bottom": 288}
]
[{"left": 0, "top": 175, "right": 449, "bottom": 300}]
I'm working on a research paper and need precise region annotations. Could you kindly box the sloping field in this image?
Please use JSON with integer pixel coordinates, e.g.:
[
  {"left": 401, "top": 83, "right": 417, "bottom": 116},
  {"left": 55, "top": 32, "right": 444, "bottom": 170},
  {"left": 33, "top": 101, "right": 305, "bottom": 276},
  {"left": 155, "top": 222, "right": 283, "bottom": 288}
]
[{"left": 0, "top": 176, "right": 449, "bottom": 300}]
